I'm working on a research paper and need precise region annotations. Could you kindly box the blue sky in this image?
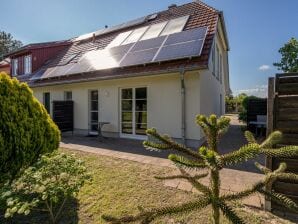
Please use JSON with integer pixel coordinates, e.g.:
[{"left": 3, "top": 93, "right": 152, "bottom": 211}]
[{"left": 1, "top": 0, "right": 298, "bottom": 96}]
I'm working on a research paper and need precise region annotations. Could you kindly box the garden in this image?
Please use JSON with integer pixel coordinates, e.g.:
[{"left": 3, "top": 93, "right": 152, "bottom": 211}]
[{"left": 1, "top": 72, "right": 298, "bottom": 224}]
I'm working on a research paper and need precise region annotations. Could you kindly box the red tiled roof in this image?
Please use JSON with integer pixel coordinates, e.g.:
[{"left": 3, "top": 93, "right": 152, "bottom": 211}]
[{"left": 26, "top": 1, "right": 222, "bottom": 86}]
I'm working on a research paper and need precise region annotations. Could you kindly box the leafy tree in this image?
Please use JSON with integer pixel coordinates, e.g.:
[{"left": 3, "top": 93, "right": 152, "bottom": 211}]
[
  {"left": 1, "top": 152, "right": 91, "bottom": 224},
  {"left": 273, "top": 37, "right": 298, "bottom": 72},
  {"left": 0, "top": 31, "right": 22, "bottom": 60},
  {"left": 238, "top": 95, "right": 259, "bottom": 122},
  {"left": 103, "top": 114, "right": 298, "bottom": 224},
  {"left": 0, "top": 73, "right": 60, "bottom": 184}
]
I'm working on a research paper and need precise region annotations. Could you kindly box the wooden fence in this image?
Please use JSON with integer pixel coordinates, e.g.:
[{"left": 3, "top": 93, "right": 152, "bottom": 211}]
[
  {"left": 266, "top": 73, "right": 298, "bottom": 216},
  {"left": 52, "top": 101, "right": 74, "bottom": 133},
  {"left": 247, "top": 98, "right": 267, "bottom": 132}
]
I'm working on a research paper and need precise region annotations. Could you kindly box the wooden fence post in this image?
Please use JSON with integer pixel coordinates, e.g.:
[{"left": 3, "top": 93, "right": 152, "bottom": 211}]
[{"left": 265, "top": 77, "right": 275, "bottom": 211}]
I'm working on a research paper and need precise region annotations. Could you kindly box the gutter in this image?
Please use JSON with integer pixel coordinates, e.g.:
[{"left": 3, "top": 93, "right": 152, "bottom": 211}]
[
  {"left": 180, "top": 66, "right": 186, "bottom": 145},
  {"left": 29, "top": 64, "right": 207, "bottom": 88}
]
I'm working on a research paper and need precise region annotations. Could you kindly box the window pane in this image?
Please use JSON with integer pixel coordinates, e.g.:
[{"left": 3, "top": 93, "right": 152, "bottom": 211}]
[
  {"left": 91, "top": 112, "right": 98, "bottom": 122},
  {"left": 91, "top": 124, "right": 98, "bottom": 132},
  {"left": 43, "top": 92, "right": 50, "bottom": 113},
  {"left": 141, "top": 22, "right": 167, "bottom": 40},
  {"left": 122, "top": 100, "right": 132, "bottom": 111},
  {"left": 135, "top": 123, "right": 147, "bottom": 135},
  {"left": 122, "top": 26, "right": 148, "bottom": 45},
  {"left": 122, "top": 112, "right": 132, "bottom": 122},
  {"left": 160, "top": 16, "right": 189, "bottom": 36},
  {"left": 91, "top": 90, "right": 98, "bottom": 100},
  {"left": 135, "top": 100, "right": 147, "bottom": 111},
  {"left": 122, "top": 123, "right": 132, "bottom": 134},
  {"left": 135, "top": 87, "right": 147, "bottom": 99},
  {"left": 135, "top": 111, "right": 147, "bottom": 124},
  {"left": 65, "top": 91, "right": 72, "bottom": 100},
  {"left": 91, "top": 100, "right": 98, "bottom": 111},
  {"left": 121, "top": 89, "right": 132, "bottom": 99}
]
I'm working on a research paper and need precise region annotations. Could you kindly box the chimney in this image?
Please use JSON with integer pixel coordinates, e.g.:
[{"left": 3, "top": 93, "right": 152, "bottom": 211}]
[
  {"left": 92, "top": 33, "right": 95, "bottom": 42},
  {"left": 168, "top": 4, "right": 177, "bottom": 9}
]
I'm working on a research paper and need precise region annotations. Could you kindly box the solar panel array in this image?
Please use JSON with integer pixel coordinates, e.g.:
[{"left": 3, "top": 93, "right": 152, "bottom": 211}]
[{"left": 31, "top": 26, "right": 208, "bottom": 80}]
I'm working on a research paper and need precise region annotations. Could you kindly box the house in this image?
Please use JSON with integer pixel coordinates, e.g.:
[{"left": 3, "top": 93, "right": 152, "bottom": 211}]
[
  {"left": 0, "top": 58, "right": 10, "bottom": 74},
  {"left": 7, "top": 1, "right": 230, "bottom": 147}
]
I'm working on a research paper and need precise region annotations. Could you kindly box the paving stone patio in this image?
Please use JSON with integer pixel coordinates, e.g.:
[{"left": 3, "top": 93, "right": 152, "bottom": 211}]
[{"left": 60, "top": 114, "right": 265, "bottom": 208}]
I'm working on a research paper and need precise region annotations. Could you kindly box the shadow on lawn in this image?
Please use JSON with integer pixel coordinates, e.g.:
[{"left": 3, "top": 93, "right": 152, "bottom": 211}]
[{"left": 0, "top": 198, "right": 79, "bottom": 224}]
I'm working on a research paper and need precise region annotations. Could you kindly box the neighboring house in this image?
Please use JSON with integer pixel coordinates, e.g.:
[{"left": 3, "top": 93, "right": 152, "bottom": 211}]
[
  {"left": 8, "top": 40, "right": 70, "bottom": 82},
  {"left": 0, "top": 58, "right": 10, "bottom": 74},
  {"left": 7, "top": 1, "right": 230, "bottom": 147}
]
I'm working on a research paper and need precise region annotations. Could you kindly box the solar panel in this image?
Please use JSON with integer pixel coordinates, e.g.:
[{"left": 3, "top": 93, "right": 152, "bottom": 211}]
[
  {"left": 121, "top": 26, "right": 149, "bottom": 45},
  {"left": 160, "top": 15, "right": 189, "bottom": 36},
  {"left": 107, "top": 31, "right": 132, "bottom": 48},
  {"left": 120, "top": 48, "right": 159, "bottom": 67},
  {"left": 131, "top": 36, "right": 166, "bottom": 52},
  {"left": 153, "top": 39, "right": 204, "bottom": 62},
  {"left": 164, "top": 27, "right": 207, "bottom": 46},
  {"left": 140, "top": 22, "right": 167, "bottom": 41}
]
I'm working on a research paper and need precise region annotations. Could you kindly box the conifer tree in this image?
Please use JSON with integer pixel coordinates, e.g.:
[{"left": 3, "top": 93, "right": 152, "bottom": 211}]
[{"left": 103, "top": 114, "right": 298, "bottom": 224}]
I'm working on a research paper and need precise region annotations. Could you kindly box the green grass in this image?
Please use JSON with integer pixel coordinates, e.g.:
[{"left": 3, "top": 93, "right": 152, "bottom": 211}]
[{"left": 1, "top": 148, "right": 294, "bottom": 224}]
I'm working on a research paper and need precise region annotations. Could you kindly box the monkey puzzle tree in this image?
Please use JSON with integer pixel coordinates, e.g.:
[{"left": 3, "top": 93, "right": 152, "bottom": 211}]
[{"left": 103, "top": 114, "right": 298, "bottom": 224}]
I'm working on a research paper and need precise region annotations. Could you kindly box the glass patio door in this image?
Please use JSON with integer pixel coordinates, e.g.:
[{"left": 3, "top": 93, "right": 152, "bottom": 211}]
[
  {"left": 121, "top": 87, "right": 147, "bottom": 138},
  {"left": 89, "top": 90, "right": 99, "bottom": 135}
]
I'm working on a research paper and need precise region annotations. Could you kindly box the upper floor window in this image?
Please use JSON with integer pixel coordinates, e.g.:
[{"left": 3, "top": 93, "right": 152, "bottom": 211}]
[
  {"left": 219, "top": 53, "right": 223, "bottom": 83},
  {"left": 216, "top": 45, "right": 220, "bottom": 80},
  {"left": 212, "top": 44, "right": 215, "bottom": 75},
  {"left": 12, "top": 59, "right": 18, "bottom": 76},
  {"left": 24, "top": 55, "right": 32, "bottom": 74}
]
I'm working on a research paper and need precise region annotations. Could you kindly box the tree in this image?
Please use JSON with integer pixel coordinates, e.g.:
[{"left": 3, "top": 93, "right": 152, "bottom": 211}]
[
  {"left": 273, "top": 37, "right": 298, "bottom": 73},
  {"left": 0, "top": 73, "right": 60, "bottom": 184},
  {"left": 2, "top": 152, "right": 91, "bottom": 224},
  {"left": 103, "top": 114, "right": 298, "bottom": 224},
  {"left": 0, "top": 31, "right": 23, "bottom": 60}
]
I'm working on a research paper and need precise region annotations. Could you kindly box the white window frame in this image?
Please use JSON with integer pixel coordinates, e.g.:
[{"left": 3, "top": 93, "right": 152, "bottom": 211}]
[
  {"left": 216, "top": 45, "right": 220, "bottom": 80},
  {"left": 120, "top": 87, "right": 148, "bottom": 140},
  {"left": 12, "top": 58, "right": 18, "bottom": 76},
  {"left": 43, "top": 92, "right": 51, "bottom": 115},
  {"left": 24, "top": 55, "right": 32, "bottom": 74},
  {"left": 88, "top": 89, "right": 99, "bottom": 135},
  {"left": 219, "top": 53, "right": 223, "bottom": 84}
]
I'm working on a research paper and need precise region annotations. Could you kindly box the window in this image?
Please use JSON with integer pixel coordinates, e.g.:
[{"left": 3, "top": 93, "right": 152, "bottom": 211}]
[
  {"left": 89, "top": 90, "right": 99, "bottom": 133},
  {"left": 24, "top": 55, "right": 32, "bottom": 74},
  {"left": 121, "top": 26, "right": 149, "bottom": 45},
  {"left": 160, "top": 15, "right": 189, "bottom": 36},
  {"left": 219, "top": 54, "right": 223, "bottom": 83},
  {"left": 43, "top": 92, "right": 51, "bottom": 114},
  {"left": 64, "top": 91, "right": 72, "bottom": 101},
  {"left": 12, "top": 59, "right": 18, "bottom": 76},
  {"left": 216, "top": 45, "right": 220, "bottom": 79},
  {"left": 212, "top": 44, "right": 215, "bottom": 75},
  {"left": 140, "top": 22, "right": 167, "bottom": 40},
  {"left": 121, "top": 87, "right": 147, "bottom": 136}
]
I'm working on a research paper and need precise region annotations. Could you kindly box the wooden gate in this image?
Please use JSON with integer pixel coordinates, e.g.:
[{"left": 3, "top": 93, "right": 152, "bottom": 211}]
[{"left": 266, "top": 73, "right": 298, "bottom": 216}]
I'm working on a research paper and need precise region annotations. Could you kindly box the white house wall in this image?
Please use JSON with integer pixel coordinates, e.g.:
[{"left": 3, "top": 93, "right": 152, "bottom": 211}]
[{"left": 32, "top": 71, "right": 203, "bottom": 146}]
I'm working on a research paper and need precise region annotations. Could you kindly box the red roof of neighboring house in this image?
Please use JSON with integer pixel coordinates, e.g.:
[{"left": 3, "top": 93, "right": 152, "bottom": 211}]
[
  {"left": 18, "top": 1, "right": 228, "bottom": 86},
  {"left": 0, "top": 58, "right": 10, "bottom": 67}
]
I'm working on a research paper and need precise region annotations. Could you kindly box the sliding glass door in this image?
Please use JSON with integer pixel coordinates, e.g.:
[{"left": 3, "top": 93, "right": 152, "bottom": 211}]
[{"left": 121, "top": 87, "right": 147, "bottom": 138}]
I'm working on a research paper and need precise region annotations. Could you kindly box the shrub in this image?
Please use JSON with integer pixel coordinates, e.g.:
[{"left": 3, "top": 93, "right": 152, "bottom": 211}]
[
  {"left": 1, "top": 152, "right": 91, "bottom": 224},
  {"left": 103, "top": 114, "right": 298, "bottom": 224},
  {"left": 0, "top": 72, "right": 60, "bottom": 184}
]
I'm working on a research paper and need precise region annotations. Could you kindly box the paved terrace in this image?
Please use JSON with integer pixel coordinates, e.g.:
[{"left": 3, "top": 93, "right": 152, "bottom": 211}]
[{"left": 60, "top": 114, "right": 265, "bottom": 208}]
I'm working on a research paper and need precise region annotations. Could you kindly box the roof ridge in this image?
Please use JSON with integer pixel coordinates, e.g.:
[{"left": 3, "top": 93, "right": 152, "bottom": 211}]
[{"left": 192, "top": 0, "right": 219, "bottom": 13}]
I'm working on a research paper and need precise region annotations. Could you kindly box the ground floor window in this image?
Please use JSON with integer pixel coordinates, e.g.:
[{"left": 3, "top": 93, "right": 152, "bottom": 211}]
[
  {"left": 64, "top": 91, "right": 72, "bottom": 101},
  {"left": 43, "top": 92, "right": 51, "bottom": 114},
  {"left": 121, "top": 87, "right": 147, "bottom": 136}
]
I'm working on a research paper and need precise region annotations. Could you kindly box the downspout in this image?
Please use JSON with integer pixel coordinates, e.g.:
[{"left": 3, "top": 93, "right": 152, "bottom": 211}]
[{"left": 180, "top": 66, "right": 186, "bottom": 145}]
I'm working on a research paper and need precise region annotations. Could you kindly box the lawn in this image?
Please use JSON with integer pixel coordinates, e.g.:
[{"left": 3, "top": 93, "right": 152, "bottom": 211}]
[{"left": 1, "top": 148, "right": 294, "bottom": 224}]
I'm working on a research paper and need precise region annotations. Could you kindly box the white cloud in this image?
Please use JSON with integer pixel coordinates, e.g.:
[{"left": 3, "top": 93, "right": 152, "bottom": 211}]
[
  {"left": 259, "top": 65, "right": 271, "bottom": 71},
  {"left": 234, "top": 85, "right": 268, "bottom": 98}
]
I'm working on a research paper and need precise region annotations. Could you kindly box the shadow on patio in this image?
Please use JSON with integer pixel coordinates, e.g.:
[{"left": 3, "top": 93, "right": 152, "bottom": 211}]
[{"left": 62, "top": 114, "right": 264, "bottom": 174}]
